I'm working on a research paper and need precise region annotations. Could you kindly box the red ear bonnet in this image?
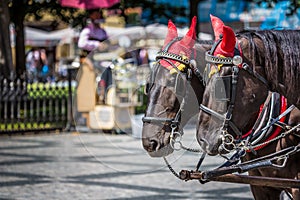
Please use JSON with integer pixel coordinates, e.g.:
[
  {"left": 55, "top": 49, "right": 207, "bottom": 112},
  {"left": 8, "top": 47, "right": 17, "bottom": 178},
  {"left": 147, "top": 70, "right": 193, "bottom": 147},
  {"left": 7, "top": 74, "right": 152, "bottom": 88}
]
[
  {"left": 163, "top": 20, "right": 178, "bottom": 48},
  {"left": 211, "top": 15, "right": 236, "bottom": 57},
  {"left": 213, "top": 25, "right": 236, "bottom": 57},
  {"left": 160, "top": 17, "right": 197, "bottom": 69},
  {"left": 210, "top": 15, "right": 224, "bottom": 41},
  {"left": 180, "top": 16, "right": 197, "bottom": 48}
]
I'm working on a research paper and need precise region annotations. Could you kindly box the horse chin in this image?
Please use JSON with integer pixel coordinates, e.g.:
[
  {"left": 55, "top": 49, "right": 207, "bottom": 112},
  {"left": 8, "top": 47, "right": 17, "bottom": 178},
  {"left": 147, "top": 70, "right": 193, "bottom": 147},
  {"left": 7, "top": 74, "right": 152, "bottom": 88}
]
[
  {"left": 197, "top": 132, "right": 223, "bottom": 156},
  {"left": 198, "top": 139, "right": 218, "bottom": 156},
  {"left": 147, "top": 144, "right": 174, "bottom": 157}
]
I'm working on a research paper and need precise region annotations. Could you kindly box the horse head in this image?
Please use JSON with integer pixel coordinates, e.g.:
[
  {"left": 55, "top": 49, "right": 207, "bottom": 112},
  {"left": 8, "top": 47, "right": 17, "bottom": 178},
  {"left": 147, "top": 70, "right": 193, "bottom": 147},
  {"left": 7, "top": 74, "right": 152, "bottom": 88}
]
[
  {"left": 142, "top": 17, "right": 210, "bottom": 157},
  {"left": 198, "top": 15, "right": 300, "bottom": 199},
  {"left": 197, "top": 15, "right": 269, "bottom": 156}
]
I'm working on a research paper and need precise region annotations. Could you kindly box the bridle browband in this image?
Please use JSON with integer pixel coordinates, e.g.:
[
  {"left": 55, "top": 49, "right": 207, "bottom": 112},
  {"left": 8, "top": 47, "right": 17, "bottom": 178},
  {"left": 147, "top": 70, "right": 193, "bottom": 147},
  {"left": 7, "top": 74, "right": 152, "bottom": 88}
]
[{"left": 156, "top": 51, "right": 190, "bottom": 66}]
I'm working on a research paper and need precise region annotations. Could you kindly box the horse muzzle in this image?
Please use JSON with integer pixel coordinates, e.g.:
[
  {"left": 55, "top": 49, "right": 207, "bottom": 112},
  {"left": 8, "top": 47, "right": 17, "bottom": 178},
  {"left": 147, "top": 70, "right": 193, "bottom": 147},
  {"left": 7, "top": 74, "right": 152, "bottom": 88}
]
[
  {"left": 142, "top": 127, "right": 174, "bottom": 157},
  {"left": 142, "top": 137, "right": 174, "bottom": 157}
]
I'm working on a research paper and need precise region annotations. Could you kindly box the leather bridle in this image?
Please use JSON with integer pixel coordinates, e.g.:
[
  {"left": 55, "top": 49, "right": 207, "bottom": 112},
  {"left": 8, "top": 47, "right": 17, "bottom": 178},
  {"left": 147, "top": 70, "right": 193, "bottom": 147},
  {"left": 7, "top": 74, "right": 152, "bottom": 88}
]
[
  {"left": 142, "top": 37, "right": 203, "bottom": 149},
  {"left": 199, "top": 38, "right": 270, "bottom": 152}
]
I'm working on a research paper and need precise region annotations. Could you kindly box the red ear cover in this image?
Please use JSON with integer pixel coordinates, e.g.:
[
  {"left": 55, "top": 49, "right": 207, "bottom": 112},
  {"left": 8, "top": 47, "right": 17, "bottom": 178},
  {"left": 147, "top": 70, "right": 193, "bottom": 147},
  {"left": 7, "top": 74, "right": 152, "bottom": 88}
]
[
  {"left": 180, "top": 16, "right": 197, "bottom": 47},
  {"left": 160, "top": 17, "right": 197, "bottom": 69},
  {"left": 163, "top": 20, "right": 178, "bottom": 48},
  {"left": 210, "top": 14, "right": 224, "bottom": 41},
  {"left": 214, "top": 25, "right": 236, "bottom": 57}
]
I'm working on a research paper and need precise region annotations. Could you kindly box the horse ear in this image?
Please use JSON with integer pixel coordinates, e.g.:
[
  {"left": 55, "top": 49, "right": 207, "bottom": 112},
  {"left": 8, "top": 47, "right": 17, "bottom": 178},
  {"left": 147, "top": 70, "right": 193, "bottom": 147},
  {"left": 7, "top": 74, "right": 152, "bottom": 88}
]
[
  {"left": 164, "top": 20, "right": 178, "bottom": 45},
  {"left": 180, "top": 16, "right": 197, "bottom": 47},
  {"left": 214, "top": 25, "right": 236, "bottom": 57},
  {"left": 210, "top": 14, "right": 224, "bottom": 41}
]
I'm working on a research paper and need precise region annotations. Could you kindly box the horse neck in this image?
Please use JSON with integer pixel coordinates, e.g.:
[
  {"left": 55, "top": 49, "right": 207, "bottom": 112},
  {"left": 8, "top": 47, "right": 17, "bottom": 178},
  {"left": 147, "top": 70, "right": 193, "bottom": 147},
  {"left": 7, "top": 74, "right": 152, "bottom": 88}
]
[{"left": 240, "top": 30, "right": 300, "bottom": 108}]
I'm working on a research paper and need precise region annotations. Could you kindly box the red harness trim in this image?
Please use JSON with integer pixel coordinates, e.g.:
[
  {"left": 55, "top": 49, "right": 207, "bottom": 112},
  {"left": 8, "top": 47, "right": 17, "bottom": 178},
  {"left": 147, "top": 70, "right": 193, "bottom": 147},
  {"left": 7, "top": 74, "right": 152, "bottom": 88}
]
[
  {"left": 241, "top": 104, "right": 264, "bottom": 139},
  {"left": 242, "top": 96, "right": 287, "bottom": 151},
  {"left": 253, "top": 96, "right": 287, "bottom": 151}
]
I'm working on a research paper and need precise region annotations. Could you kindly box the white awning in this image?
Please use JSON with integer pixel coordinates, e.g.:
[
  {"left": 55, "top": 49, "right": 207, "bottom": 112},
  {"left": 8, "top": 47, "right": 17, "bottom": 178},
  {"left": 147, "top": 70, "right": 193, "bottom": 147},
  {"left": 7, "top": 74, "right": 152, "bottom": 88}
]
[{"left": 24, "top": 27, "right": 79, "bottom": 47}]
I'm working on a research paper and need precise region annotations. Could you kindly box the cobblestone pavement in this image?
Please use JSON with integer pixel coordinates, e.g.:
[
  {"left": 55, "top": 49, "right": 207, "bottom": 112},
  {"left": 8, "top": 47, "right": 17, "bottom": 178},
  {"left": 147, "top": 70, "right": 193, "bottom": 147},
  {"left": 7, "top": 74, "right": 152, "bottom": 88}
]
[{"left": 0, "top": 128, "right": 253, "bottom": 200}]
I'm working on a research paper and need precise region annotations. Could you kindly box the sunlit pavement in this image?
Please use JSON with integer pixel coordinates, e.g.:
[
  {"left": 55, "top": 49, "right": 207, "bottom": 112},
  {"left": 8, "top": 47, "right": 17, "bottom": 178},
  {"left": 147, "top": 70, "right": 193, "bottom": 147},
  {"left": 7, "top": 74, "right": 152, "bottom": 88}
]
[{"left": 0, "top": 127, "right": 253, "bottom": 200}]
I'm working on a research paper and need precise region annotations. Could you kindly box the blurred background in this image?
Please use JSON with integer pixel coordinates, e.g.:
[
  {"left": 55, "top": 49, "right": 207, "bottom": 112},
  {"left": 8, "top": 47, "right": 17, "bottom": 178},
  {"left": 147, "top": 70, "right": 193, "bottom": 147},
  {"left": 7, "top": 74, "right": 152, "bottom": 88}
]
[
  {"left": 0, "top": 0, "right": 299, "bottom": 134},
  {"left": 0, "top": 1, "right": 299, "bottom": 199}
]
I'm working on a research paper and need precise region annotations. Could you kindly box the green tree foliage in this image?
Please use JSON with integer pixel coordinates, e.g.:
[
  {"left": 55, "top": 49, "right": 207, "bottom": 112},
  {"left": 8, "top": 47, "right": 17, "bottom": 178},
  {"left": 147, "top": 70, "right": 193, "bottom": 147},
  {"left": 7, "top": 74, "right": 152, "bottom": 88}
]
[{"left": 10, "top": 0, "right": 87, "bottom": 29}]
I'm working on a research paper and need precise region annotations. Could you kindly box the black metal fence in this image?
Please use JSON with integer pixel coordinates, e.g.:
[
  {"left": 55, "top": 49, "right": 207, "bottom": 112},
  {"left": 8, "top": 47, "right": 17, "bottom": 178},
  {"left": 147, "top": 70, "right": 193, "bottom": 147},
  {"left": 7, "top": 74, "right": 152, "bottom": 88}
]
[{"left": 0, "top": 77, "right": 69, "bottom": 133}]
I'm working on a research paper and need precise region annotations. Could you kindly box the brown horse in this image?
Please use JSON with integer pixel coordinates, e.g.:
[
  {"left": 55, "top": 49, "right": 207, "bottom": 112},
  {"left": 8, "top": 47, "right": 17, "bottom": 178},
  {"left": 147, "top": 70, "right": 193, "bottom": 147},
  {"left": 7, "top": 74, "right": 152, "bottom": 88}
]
[
  {"left": 142, "top": 17, "right": 212, "bottom": 157},
  {"left": 197, "top": 15, "right": 300, "bottom": 199}
]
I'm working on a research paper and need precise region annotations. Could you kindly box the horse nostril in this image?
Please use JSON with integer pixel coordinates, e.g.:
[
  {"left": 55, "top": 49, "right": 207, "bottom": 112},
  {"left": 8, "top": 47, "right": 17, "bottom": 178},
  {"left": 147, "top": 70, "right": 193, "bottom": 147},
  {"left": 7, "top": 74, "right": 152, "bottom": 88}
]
[{"left": 149, "top": 139, "right": 158, "bottom": 151}]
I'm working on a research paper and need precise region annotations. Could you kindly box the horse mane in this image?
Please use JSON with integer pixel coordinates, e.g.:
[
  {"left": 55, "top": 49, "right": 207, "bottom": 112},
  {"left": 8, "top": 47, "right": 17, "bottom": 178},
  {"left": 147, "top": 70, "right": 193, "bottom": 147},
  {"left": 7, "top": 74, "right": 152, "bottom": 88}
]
[{"left": 237, "top": 30, "right": 300, "bottom": 107}]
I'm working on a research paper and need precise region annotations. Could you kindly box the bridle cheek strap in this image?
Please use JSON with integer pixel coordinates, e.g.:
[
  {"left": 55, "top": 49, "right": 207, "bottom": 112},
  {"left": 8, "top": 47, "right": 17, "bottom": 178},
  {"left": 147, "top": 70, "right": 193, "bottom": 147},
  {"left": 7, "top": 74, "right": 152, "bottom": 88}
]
[
  {"left": 222, "top": 66, "right": 241, "bottom": 136},
  {"left": 199, "top": 65, "right": 242, "bottom": 137}
]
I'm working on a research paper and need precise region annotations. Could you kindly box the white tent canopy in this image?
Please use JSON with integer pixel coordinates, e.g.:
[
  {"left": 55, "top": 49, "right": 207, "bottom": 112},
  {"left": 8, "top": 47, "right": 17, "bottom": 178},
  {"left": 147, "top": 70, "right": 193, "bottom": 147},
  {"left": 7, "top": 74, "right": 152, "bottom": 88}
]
[
  {"left": 24, "top": 27, "right": 79, "bottom": 47},
  {"left": 105, "top": 23, "right": 212, "bottom": 41},
  {"left": 23, "top": 24, "right": 212, "bottom": 47}
]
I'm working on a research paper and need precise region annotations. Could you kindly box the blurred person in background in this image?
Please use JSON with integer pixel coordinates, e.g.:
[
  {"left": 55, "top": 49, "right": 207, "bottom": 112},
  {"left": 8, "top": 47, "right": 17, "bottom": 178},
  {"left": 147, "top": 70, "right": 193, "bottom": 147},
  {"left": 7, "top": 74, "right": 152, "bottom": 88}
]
[
  {"left": 78, "top": 9, "right": 110, "bottom": 104},
  {"left": 26, "top": 48, "right": 49, "bottom": 82},
  {"left": 78, "top": 9, "right": 108, "bottom": 59}
]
